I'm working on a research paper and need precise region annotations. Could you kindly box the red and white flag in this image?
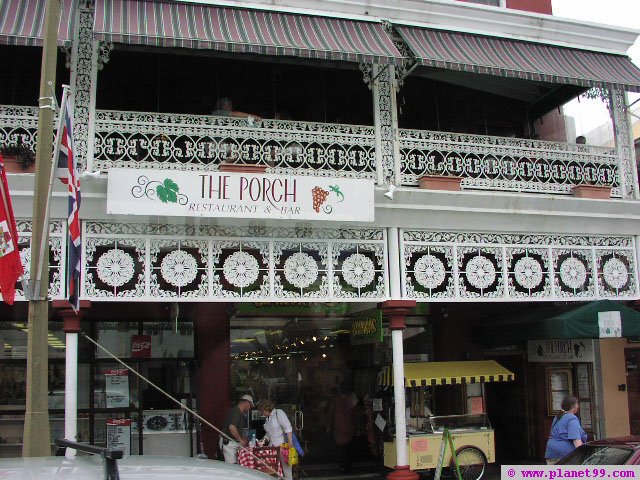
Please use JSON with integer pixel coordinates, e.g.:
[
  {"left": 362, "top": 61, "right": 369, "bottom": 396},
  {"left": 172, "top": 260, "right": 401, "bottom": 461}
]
[{"left": 0, "top": 155, "right": 24, "bottom": 304}]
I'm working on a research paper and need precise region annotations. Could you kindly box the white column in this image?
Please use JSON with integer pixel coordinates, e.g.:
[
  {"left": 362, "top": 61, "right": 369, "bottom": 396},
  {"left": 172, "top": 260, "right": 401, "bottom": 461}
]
[
  {"left": 372, "top": 65, "right": 401, "bottom": 186},
  {"left": 609, "top": 85, "right": 639, "bottom": 199},
  {"left": 64, "top": 331, "right": 78, "bottom": 457},
  {"left": 388, "top": 226, "right": 402, "bottom": 299},
  {"left": 384, "top": 225, "right": 416, "bottom": 477},
  {"left": 85, "top": 41, "right": 100, "bottom": 173},
  {"left": 70, "top": 4, "right": 99, "bottom": 172},
  {"left": 392, "top": 328, "right": 408, "bottom": 466}
]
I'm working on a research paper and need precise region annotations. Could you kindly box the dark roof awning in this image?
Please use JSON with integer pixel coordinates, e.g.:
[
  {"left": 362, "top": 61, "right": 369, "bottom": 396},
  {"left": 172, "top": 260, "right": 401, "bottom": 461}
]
[
  {"left": 0, "top": 0, "right": 77, "bottom": 46},
  {"left": 538, "top": 300, "right": 640, "bottom": 339},
  {"left": 481, "top": 300, "right": 640, "bottom": 343},
  {"left": 93, "top": 0, "right": 404, "bottom": 65},
  {"left": 396, "top": 26, "right": 640, "bottom": 92}
]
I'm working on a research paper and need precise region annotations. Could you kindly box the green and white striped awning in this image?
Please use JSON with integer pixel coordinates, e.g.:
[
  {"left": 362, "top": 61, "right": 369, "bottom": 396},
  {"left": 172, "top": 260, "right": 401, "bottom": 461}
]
[
  {"left": 397, "top": 26, "right": 640, "bottom": 92},
  {"left": 93, "top": 0, "right": 403, "bottom": 65},
  {"left": 0, "top": 0, "right": 77, "bottom": 46}
]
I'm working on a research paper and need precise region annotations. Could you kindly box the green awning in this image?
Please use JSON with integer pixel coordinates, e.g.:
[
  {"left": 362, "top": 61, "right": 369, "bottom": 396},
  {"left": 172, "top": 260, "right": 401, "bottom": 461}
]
[
  {"left": 536, "top": 300, "right": 640, "bottom": 339},
  {"left": 483, "top": 300, "right": 640, "bottom": 342}
]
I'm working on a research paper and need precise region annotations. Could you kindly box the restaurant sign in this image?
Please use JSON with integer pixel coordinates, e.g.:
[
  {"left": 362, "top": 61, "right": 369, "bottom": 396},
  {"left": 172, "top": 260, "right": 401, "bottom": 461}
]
[
  {"left": 350, "top": 309, "right": 383, "bottom": 345},
  {"left": 527, "top": 339, "right": 595, "bottom": 363},
  {"left": 107, "top": 168, "right": 375, "bottom": 222}
]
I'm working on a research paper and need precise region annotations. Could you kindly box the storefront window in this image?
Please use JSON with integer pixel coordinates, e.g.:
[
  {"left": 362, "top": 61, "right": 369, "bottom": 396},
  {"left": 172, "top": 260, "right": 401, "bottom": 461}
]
[{"left": 228, "top": 308, "right": 425, "bottom": 465}]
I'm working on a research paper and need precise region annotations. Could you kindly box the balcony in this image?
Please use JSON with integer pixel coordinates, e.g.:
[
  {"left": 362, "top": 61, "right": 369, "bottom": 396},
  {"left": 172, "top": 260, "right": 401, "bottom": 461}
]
[
  {"left": 399, "top": 128, "right": 619, "bottom": 196},
  {"left": 0, "top": 104, "right": 622, "bottom": 196},
  {"left": 92, "top": 110, "right": 377, "bottom": 180}
]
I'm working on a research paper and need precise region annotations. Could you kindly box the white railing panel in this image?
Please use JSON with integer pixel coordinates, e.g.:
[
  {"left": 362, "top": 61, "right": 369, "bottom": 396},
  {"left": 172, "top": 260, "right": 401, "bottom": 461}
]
[
  {"left": 93, "top": 110, "right": 377, "bottom": 179},
  {"left": 399, "top": 129, "right": 620, "bottom": 196}
]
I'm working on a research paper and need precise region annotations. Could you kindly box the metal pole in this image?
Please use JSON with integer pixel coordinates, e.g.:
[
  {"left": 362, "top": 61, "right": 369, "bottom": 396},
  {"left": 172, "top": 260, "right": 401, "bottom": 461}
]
[
  {"left": 23, "top": 0, "right": 60, "bottom": 457},
  {"left": 64, "top": 331, "right": 78, "bottom": 457},
  {"left": 392, "top": 329, "right": 408, "bottom": 466},
  {"left": 387, "top": 228, "right": 412, "bottom": 472}
]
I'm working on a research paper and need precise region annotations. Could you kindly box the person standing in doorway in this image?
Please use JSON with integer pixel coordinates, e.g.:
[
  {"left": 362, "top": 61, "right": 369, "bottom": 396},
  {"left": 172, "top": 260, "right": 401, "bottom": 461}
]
[
  {"left": 328, "top": 384, "right": 357, "bottom": 473},
  {"left": 545, "top": 396, "right": 587, "bottom": 464},
  {"left": 220, "top": 394, "right": 254, "bottom": 463},
  {"left": 260, "top": 400, "right": 294, "bottom": 480}
]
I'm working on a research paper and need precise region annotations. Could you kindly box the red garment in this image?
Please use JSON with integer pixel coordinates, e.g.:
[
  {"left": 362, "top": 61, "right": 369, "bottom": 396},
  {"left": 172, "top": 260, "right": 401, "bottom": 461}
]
[
  {"left": 328, "top": 393, "right": 356, "bottom": 445},
  {"left": 0, "top": 156, "right": 23, "bottom": 304}
]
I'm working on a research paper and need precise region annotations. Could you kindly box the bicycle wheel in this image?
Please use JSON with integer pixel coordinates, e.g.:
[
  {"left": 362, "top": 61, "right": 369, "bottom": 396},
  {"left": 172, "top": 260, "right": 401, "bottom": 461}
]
[{"left": 451, "top": 446, "right": 487, "bottom": 480}]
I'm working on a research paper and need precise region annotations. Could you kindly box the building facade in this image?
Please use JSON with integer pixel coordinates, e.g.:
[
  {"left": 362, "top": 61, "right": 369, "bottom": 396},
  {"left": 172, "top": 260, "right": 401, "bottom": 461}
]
[{"left": 0, "top": 0, "right": 639, "bottom": 466}]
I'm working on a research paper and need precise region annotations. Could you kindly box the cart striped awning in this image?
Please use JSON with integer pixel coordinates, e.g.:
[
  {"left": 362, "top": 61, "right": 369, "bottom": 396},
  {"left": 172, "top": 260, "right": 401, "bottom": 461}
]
[
  {"left": 396, "top": 26, "right": 640, "bottom": 92},
  {"left": 93, "top": 0, "right": 403, "bottom": 65},
  {"left": 378, "top": 360, "right": 515, "bottom": 387},
  {"left": 0, "top": 0, "right": 77, "bottom": 46}
]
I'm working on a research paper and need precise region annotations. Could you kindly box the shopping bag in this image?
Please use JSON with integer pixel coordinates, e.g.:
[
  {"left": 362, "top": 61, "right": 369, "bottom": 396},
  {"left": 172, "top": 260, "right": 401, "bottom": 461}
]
[
  {"left": 288, "top": 446, "right": 299, "bottom": 466},
  {"left": 292, "top": 432, "right": 304, "bottom": 457},
  {"left": 280, "top": 443, "right": 290, "bottom": 464}
]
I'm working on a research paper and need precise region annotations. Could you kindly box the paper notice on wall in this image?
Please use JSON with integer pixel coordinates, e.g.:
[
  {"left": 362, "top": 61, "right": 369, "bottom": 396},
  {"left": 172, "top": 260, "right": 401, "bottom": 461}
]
[
  {"left": 105, "top": 369, "right": 129, "bottom": 408},
  {"left": 579, "top": 401, "right": 592, "bottom": 429},
  {"left": 598, "top": 311, "right": 622, "bottom": 338},
  {"left": 375, "top": 414, "right": 386, "bottom": 432},
  {"left": 107, "top": 418, "right": 131, "bottom": 455},
  {"left": 467, "top": 396, "right": 484, "bottom": 415},
  {"left": 411, "top": 437, "right": 428, "bottom": 453}
]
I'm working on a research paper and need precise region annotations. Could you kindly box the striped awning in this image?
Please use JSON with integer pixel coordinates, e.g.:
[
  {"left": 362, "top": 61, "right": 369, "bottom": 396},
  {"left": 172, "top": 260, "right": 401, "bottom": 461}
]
[
  {"left": 397, "top": 26, "right": 640, "bottom": 92},
  {"left": 0, "top": 0, "right": 77, "bottom": 46},
  {"left": 378, "top": 360, "right": 515, "bottom": 387},
  {"left": 93, "top": 0, "right": 403, "bottom": 65}
]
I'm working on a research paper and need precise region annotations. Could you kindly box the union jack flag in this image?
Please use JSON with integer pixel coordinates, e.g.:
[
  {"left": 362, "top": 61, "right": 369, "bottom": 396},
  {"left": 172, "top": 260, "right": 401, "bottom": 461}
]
[{"left": 58, "top": 91, "right": 81, "bottom": 311}]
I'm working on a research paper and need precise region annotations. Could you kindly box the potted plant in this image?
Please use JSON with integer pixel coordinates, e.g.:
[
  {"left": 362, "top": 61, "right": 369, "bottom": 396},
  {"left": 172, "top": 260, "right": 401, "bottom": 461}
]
[
  {"left": 571, "top": 183, "right": 612, "bottom": 199},
  {"left": 0, "top": 142, "right": 36, "bottom": 173},
  {"left": 417, "top": 173, "right": 463, "bottom": 191}
]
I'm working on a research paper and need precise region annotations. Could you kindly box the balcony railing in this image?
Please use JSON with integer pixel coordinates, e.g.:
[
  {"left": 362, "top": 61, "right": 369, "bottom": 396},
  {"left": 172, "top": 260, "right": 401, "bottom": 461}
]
[
  {"left": 0, "top": 105, "right": 623, "bottom": 198},
  {"left": 93, "top": 110, "right": 377, "bottom": 179},
  {"left": 0, "top": 105, "right": 40, "bottom": 150},
  {"left": 399, "top": 129, "right": 620, "bottom": 196}
]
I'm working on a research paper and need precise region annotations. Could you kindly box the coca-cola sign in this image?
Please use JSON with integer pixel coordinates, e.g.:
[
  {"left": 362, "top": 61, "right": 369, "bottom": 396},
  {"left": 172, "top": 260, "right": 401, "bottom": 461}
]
[{"left": 131, "top": 334, "right": 152, "bottom": 358}]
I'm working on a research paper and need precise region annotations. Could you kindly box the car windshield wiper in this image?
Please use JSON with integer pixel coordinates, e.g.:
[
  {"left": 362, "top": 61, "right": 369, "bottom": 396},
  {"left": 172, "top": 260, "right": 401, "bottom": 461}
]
[{"left": 55, "top": 438, "right": 123, "bottom": 480}]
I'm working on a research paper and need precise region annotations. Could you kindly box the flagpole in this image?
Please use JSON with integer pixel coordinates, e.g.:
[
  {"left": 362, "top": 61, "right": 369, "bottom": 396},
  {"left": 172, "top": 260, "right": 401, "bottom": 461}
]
[
  {"left": 23, "top": 0, "right": 60, "bottom": 457},
  {"left": 33, "top": 85, "right": 68, "bottom": 299}
]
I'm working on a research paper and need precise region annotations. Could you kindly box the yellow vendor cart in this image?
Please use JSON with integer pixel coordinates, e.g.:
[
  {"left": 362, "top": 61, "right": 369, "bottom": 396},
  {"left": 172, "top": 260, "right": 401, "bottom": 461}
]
[{"left": 379, "top": 360, "right": 515, "bottom": 480}]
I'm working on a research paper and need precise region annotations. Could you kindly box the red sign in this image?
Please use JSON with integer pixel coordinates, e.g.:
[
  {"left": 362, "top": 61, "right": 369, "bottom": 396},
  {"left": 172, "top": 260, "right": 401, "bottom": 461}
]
[
  {"left": 107, "top": 418, "right": 131, "bottom": 427},
  {"left": 131, "top": 335, "right": 152, "bottom": 358}
]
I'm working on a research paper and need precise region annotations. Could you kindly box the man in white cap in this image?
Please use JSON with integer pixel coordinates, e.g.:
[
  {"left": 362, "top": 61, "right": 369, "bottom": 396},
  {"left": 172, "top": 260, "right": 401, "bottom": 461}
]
[{"left": 219, "top": 394, "right": 254, "bottom": 463}]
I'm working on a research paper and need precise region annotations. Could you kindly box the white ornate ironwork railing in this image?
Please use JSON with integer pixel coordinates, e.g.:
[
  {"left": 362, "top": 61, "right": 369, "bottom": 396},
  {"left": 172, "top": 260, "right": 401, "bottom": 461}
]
[
  {"left": 401, "top": 230, "right": 638, "bottom": 301},
  {"left": 93, "top": 110, "right": 377, "bottom": 179},
  {"left": 0, "top": 105, "right": 623, "bottom": 197},
  {"left": 399, "top": 129, "right": 620, "bottom": 196},
  {"left": 0, "top": 105, "right": 40, "bottom": 151},
  {"left": 82, "top": 223, "right": 388, "bottom": 302}
]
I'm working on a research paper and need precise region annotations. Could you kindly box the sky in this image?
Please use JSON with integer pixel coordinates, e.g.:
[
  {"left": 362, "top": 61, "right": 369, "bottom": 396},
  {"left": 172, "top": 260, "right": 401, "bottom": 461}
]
[{"left": 551, "top": 0, "right": 640, "bottom": 140}]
